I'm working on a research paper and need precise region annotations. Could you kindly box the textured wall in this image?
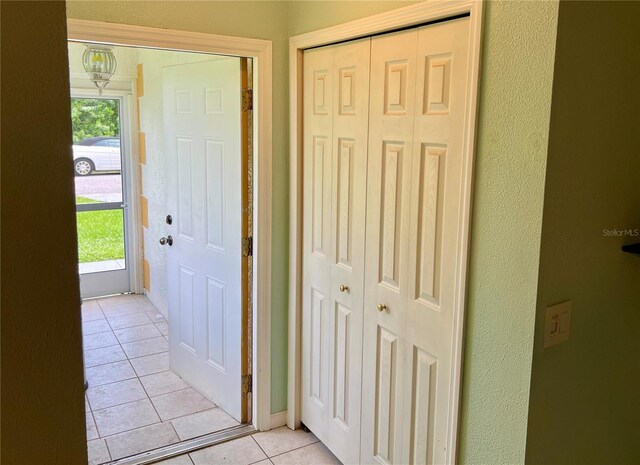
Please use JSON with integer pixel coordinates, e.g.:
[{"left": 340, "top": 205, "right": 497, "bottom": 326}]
[
  {"left": 457, "top": 1, "right": 559, "bottom": 463},
  {"left": 526, "top": 2, "right": 640, "bottom": 464},
  {"left": 288, "top": 0, "right": 418, "bottom": 36},
  {"left": 1, "top": 2, "right": 88, "bottom": 464}
]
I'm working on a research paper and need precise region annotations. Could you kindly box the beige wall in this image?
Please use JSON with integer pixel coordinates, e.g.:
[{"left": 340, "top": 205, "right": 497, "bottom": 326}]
[
  {"left": 526, "top": 2, "right": 640, "bottom": 463},
  {"left": 1, "top": 2, "right": 88, "bottom": 464}
]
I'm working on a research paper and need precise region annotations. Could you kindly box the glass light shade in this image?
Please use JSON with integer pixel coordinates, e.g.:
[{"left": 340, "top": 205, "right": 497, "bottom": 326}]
[{"left": 82, "top": 45, "right": 117, "bottom": 95}]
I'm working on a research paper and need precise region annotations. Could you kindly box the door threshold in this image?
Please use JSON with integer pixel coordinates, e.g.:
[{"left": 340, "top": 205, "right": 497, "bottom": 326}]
[{"left": 107, "top": 424, "right": 256, "bottom": 465}]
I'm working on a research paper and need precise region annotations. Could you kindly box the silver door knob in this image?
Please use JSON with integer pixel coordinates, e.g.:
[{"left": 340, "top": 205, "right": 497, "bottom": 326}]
[
  {"left": 339, "top": 284, "right": 349, "bottom": 293},
  {"left": 159, "top": 235, "right": 173, "bottom": 246},
  {"left": 377, "top": 303, "right": 387, "bottom": 312}
]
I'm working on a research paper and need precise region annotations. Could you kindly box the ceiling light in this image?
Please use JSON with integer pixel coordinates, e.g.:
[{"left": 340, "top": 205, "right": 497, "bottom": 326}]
[{"left": 82, "top": 44, "right": 117, "bottom": 95}]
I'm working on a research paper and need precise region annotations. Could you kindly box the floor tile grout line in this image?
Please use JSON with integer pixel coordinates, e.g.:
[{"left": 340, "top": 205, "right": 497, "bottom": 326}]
[
  {"left": 88, "top": 403, "right": 101, "bottom": 444},
  {"left": 87, "top": 372, "right": 138, "bottom": 395},
  {"left": 88, "top": 379, "right": 147, "bottom": 412},
  {"left": 107, "top": 319, "right": 159, "bottom": 333},
  {"left": 266, "top": 438, "right": 323, "bottom": 460},
  {"left": 153, "top": 404, "right": 220, "bottom": 424},
  {"left": 84, "top": 336, "right": 169, "bottom": 366},
  {"left": 137, "top": 365, "right": 167, "bottom": 427},
  {"left": 116, "top": 331, "right": 166, "bottom": 346},
  {"left": 102, "top": 431, "right": 115, "bottom": 463},
  {"left": 95, "top": 418, "right": 164, "bottom": 443},
  {"left": 250, "top": 435, "right": 270, "bottom": 461},
  {"left": 167, "top": 419, "right": 183, "bottom": 444}
]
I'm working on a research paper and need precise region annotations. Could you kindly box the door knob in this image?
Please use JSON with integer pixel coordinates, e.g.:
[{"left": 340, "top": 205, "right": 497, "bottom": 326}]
[
  {"left": 339, "top": 284, "right": 349, "bottom": 293},
  {"left": 377, "top": 303, "right": 387, "bottom": 312},
  {"left": 159, "top": 235, "right": 173, "bottom": 246}
]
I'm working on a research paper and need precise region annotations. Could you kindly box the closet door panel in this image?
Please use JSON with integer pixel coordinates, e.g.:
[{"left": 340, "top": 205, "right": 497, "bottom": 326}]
[
  {"left": 361, "top": 30, "right": 418, "bottom": 465},
  {"left": 302, "top": 46, "right": 334, "bottom": 441},
  {"left": 327, "top": 38, "right": 371, "bottom": 465},
  {"left": 402, "top": 18, "right": 471, "bottom": 465}
]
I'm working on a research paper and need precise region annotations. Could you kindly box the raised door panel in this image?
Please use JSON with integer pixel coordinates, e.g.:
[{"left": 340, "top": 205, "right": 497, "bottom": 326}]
[
  {"left": 302, "top": 46, "right": 334, "bottom": 442},
  {"left": 402, "top": 18, "right": 471, "bottom": 465},
  {"left": 326, "top": 38, "right": 370, "bottom": 465},
  {"left": 165, "top": 58, "right": 243, "bottom": 420},
  {"left": 361, "top": 29, "right": 419, "bottom": 465}
]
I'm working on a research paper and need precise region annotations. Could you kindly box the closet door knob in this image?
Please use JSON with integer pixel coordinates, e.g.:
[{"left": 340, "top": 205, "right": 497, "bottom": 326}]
[
  {"left": 339, "top": 285, "right": 349, "bottom": 293},
  {"left": 377, "top": 303, "right": 387, "bottom": 312}
]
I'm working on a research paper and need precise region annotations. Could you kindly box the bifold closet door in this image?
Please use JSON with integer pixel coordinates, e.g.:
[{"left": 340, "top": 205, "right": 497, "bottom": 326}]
[
  {"left": 360, "top": 29, "right": 419, "bottom": 465},
  {"left": 361, "top": 17, "right": 471, "bottom": 465},
  {"left": 301, "top": 38, "right": 371, "bottom": 465}
]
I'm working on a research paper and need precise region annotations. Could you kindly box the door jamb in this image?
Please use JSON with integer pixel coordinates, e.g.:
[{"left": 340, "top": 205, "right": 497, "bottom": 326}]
[
  {"left": 287, "top": 0, "right": 484, "bottom": 460},
  {"left": 67, "top": 19, "right": 273, "bottom": 432}
]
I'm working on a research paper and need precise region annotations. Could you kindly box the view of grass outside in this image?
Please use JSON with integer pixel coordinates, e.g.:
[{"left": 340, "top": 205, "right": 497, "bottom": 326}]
[{"left": 76, "top": 196, "right": 125, "bottom": 263}]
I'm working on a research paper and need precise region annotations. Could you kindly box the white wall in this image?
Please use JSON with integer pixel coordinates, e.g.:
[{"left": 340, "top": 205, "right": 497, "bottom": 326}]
[{"left": 138, "top": 48, "right": 228, "bottom": 316}]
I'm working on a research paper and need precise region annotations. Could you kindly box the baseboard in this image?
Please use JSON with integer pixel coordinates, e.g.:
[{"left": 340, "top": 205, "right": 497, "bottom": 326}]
[{"left": 270, "top": 410, "right": 288, "bottom": 429}]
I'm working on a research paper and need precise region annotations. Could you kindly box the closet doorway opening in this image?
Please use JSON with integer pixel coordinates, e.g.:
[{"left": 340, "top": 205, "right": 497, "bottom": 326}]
[{"left": 67, "top": 20, "right": 272, "bottom": 464}]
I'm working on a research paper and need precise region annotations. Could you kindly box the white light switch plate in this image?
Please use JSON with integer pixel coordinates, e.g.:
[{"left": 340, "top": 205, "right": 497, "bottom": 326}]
[{"left": 544, "top": 301, "right": 572, "bottom": 348}]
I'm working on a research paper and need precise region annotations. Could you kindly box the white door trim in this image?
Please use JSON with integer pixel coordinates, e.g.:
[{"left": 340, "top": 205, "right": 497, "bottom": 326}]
[
  {"left": 67, "top": 19, "right": 273, "bottom": 432},
  {"left": 287, "top": 1, "right": 484, "bottom": 460}
]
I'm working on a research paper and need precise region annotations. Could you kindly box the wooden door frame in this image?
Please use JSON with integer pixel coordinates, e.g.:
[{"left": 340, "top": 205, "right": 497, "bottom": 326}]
[
  {"left": 67, "top": 19, "right": 273, "bottom": 432},
  {"left": 287, "top": 1, "right": 484, "bottom": 460}
]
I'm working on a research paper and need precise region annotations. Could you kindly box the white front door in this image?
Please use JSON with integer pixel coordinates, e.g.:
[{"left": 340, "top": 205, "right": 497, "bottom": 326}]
[{"left": 163, "top": 58, "right": 243, "bottom": 420}]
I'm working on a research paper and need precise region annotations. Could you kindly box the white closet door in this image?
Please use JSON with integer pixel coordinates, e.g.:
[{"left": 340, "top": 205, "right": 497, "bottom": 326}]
[
  {"left": 361, "top": 30, "right": 419, "bottom": 465},
  {"left": 302, "top": 45, "right": 334, "bottom": 441},
  {"left": 302, "top": 38, "right": 371, "bottom": 464},
  {"left": 402, "top": 18, "right": 470, "bottom": 465},
  {"left": 326, "top": 38, "right": 370, "bottom": 465}
]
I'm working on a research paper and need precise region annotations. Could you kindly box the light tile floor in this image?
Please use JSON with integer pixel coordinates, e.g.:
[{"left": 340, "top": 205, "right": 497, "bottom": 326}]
[
  {"left": 153, "top": 426, "right": 341, "bottom": 465},
  {"left": 82, "top": 294, "right": 240, "bottom": 465}
]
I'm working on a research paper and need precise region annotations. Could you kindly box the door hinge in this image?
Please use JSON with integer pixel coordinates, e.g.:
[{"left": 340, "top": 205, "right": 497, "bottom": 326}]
[
  {"left": 242, "top": 236, "right": 253, "bottom": 257},
  {"left": 242, "top": 374, "right": 252, "bottom": 395},
  {"left": 242, "top": 89, "right": 253, "bottom": 111}
]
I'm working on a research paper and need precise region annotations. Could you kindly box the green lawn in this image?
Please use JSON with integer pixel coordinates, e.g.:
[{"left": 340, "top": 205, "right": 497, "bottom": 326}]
[{"left": 76, "top": 196, "right": 125, "bottom": 263}]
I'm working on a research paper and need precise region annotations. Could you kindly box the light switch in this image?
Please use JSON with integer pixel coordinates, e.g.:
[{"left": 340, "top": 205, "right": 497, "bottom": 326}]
[{"left": 544, "top": 301, "right": 572, "bottom": 348}]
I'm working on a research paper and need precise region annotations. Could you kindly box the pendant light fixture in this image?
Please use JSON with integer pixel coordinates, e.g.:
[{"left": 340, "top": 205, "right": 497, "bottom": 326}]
[{"left": 82, "top": 44, "right": 117, "bottom": 95}]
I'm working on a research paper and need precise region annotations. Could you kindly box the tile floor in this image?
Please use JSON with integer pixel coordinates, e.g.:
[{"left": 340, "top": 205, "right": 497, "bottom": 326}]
[
  {"left": 82, "top": 294, "right": 240, "bottom": 465},
  {"left": 150, "top": 426, "right": 341, "bottom": 465}
]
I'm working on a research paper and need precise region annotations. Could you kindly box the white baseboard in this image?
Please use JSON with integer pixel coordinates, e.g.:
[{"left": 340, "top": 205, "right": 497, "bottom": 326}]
[{"left": 270, "top": 410, "right": 288, "bottom": 429}]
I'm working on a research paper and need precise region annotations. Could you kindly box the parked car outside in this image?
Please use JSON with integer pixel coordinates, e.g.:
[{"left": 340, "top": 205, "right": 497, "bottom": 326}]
[{"left": 73, "top": 136, "right": 121, "bottom": 176}]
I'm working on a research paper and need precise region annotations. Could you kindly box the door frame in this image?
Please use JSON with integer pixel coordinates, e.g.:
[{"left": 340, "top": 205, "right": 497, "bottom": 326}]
[
  {"left": 67, "top": 19, "right": 273, "bottom": 432},
  {"left": 70, "top": 90, "right": 142, "bottom": 298},
  {"left": 287, "top": 0, "right": 484, "bottom": 460}
]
